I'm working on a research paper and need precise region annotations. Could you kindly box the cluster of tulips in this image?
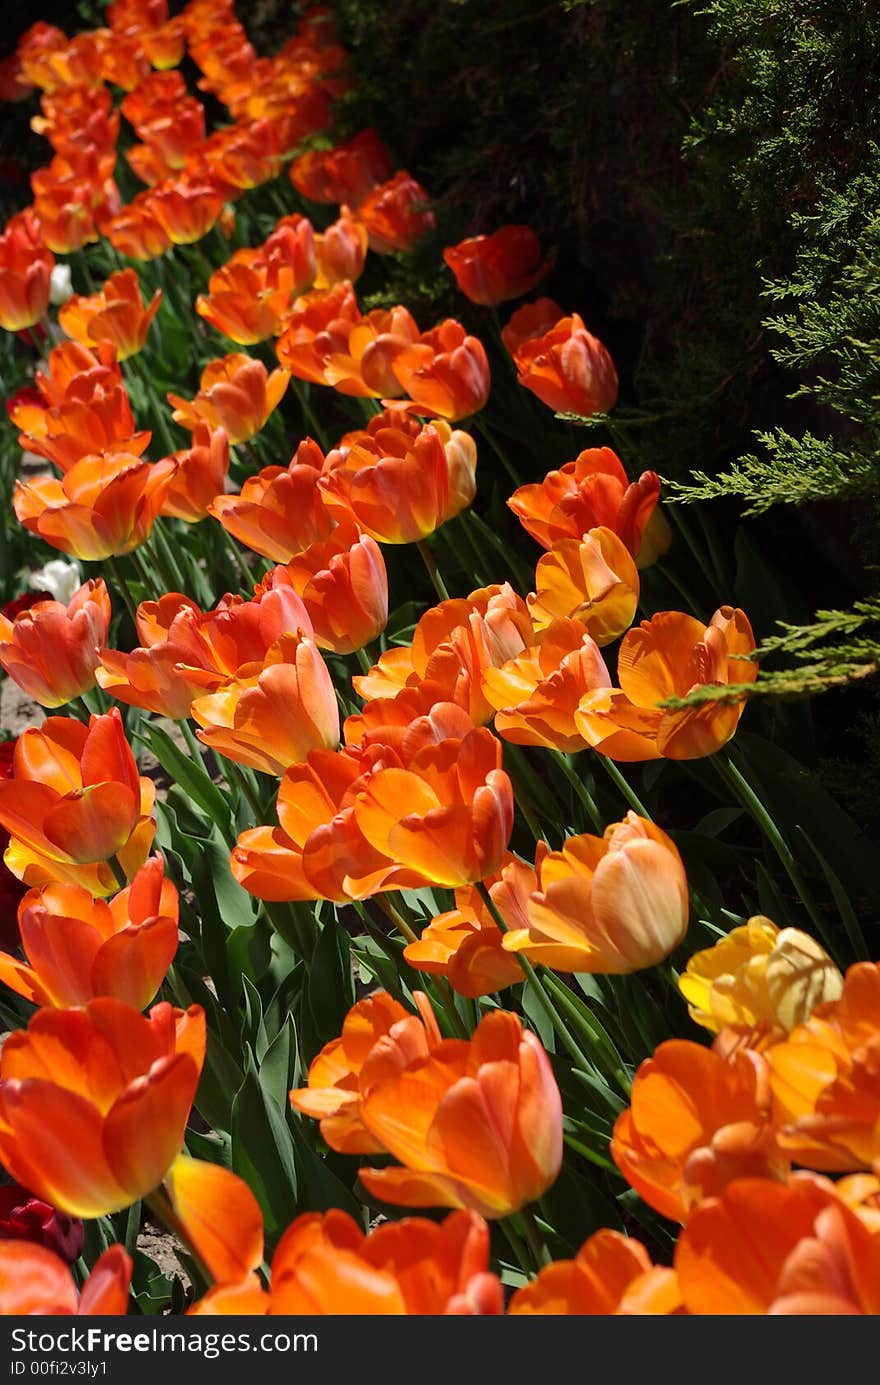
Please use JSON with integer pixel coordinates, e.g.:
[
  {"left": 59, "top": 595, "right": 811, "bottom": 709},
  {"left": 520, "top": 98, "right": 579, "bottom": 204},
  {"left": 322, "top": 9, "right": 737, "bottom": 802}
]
[{"left": 0, "top": 0, "right": 875, "bottom": 1319}]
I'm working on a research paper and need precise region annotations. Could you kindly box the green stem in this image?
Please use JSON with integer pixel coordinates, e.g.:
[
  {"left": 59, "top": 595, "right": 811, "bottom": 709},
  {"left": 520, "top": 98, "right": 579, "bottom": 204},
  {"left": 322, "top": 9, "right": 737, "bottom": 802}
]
[
  {"left": 543, "top": 972, "right": 631, "bottom": 1095},
  {"left": 129, "top": 544, "right": 162, "bottom": 601},
  {"left": 594, "top": 754, "right": 651, "bottom": 819},
  {"left": 476, "top": 881, "right": 586, "bottom": 1069},
  {"left": 474, "top": 418, "right": 521, "bottom": 487},
  {"left": 223, "top": 755, "right": 266, "bottom": 824},
  {"left": 520, "top": 1206, "right": 552, "bottom": 1268},
  {"left": 417, "top": 538, "right": 450, "bottom": 602},
  {"left": 500, "top": 1216, "right": 538, "bottom": 1278},
  {"left": 150, "top": 520, "right": 188, "bottom": 593},
  {"left": 354, "top": 644, "right": 373, "bottom": 676},
  {"left": 503, "top": 746, "right": 549, "bottom": 843},
  {"left": 378, "top": 893, "right": 468, "bottom": 1039},
  {"left": 715, "top": 752, "right": 833, "bottom": 947},
  {"left": 107, "top": 556, "right": 140, "bottom": 625},
  {"left": 550, "top": 750, "right": 603, "bottom": 830},
  {"left": 290, "top": 379, "right": 329, "bottom": 451}
]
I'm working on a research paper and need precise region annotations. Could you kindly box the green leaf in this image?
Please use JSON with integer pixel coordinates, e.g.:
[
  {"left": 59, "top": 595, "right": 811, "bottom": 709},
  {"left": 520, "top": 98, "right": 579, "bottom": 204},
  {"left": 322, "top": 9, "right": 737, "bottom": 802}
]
[
  {"left": 231, "top": 1048, "right": 299, "bottom": 1238},
  {"left": 140, "top": 722, "right": 233, "bottom": 834}
]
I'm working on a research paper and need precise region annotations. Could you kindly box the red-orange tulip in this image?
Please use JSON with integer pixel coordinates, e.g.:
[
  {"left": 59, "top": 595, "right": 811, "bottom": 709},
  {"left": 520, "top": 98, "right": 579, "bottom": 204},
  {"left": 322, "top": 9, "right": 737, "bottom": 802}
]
[
  {"left": 443, "top": 225, "right": 552, "bottom": 306},
  {"left": 0, "top": 710, "right": 156, "bottom": 897},
  {"left": 0, "top": 578, "right": 110, "bottom": 709},
  {"left": 145, "top": 176, "right": 225, "bottom": 245},
  {"left": 767, "top": 961, "right": 880, "bottom": 1172},
  {"left": 612, "top": 1040, "right": 788, "bottom": 1222},
  {"left": 30, "top": 178, "right": 104, "bottom": 255},
  {"left": 353, "top": 583, "right": 532, "bottom": 724},
  {"left": 276, "top": 283, "right": 419, "bottom": 397},
  {"left": 360, "top": 171, "right": 436, "bottom": 254},
  {"left": 195, "top": 255, "right": 298, "bottom": 345},
  {"left": 99, "top": 28, "right": 151, "bottom": 91},
  {"left": 357, "top": 1009, "right": 563, "bottom": 1218},
  {"left": 482, "top": 617, "right": 612, "bottom": 751},
  {"left": 163, "top": 1155, "right": 264, "bottom": 1287},
  {"left": 675, "top": 1174, "right": 880, "bottom": 1314},
  {"left": 160, "top": 422, "right": 230, "bottom": 523},
  {"left": 14, "top": 384, "right": 146, "bottom": 475},
  {"left": 97, "top": 580, "right": 315, "bottom": 719},
  {"left": 58, "top": 269, "right": 161, "bottom": 362},
  {"left": 502, "top": 297, "right": 564, "bottom": 356},
  {"left": 388, "top": 319, "right": 490, "bottom": 421},
  {"left": 402, "top": 855, "right": 532, "bottom": 997},
  {"left": 0, "top": 856, "right": 177, "bottom": 1009},
  {"left": 508, "top": 447, "right": 666, "bottom": 565},
  {"left": 232, "top": 703, "right": 514, "bottom": 902},
  {"left": 575, "top": 606, "right": 758, "bottom": 760},
  {"left": 528, "top": 526, "right": 640, "bottom": 645},
  {"left": 31, "top": 86, "right": 118, "bottom": 160},
  {"left": 208, "top": 438, "right": 334, "bottom": 561},
  {"left": 0, "top": 210, "right": 54, "bottom": 332},
  {"left": 14, "top": 452, "right": 176, "bottom": 561},
  {"left": 0, "top": 1242, "right": 130, "bottom": 1316},
  {"left": 502, "top": 813, "right": 689, "bottom": 974},
  {"left": 511, "top": 310, "right": 618, "bottom": 418},
  {"left": 264, "top": 523, "right": 388, "bottom": 654},
  {"left": 0, "top": 998, "right": 204, "bottom": 1217},
  {"left": 19, "top": 29, "right": 104, "bottom": 93},
  {"left": 315, "top": 209, "right": 368, "bottom": 288},
  {"left": 169, "top": 353, "right": 290, "bottom": 445},
  {"left": 191, "top": 633, "right": 339, "bottom": 776},
  {"left": 320, "top": 418, "right": 477, "bottom": 543},
  {"left": 509, "top": 1229, "right": 681, "bottom": 1315},
  {"left": 289, "top": 128, "right": 392, "bottom": 207},
  {"left": 98, "top": 193, "right": 172, "bottom": 260}
]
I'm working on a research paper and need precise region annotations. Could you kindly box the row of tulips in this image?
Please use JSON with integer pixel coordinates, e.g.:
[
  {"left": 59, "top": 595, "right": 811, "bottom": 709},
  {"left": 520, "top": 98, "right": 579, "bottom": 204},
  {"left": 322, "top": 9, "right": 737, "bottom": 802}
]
[{"left": 0, "top": 0, "right": 874, "bottom": 1319}]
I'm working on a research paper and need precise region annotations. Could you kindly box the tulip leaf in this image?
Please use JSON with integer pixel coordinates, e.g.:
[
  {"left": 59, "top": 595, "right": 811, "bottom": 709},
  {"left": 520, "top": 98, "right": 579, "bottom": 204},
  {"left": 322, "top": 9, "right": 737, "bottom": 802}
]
[
  {"left": 303, "top": 912, "right": 355, "bottom": 1062},
  {"left": 261, "top": 1015, "right": 297, "bottom": 1111},
  {"left": 140, "top": 722, "right": 233, "bottom": 835},
  {"left": 231, "top": 1048, "right": 299, "bottom": 1238}
]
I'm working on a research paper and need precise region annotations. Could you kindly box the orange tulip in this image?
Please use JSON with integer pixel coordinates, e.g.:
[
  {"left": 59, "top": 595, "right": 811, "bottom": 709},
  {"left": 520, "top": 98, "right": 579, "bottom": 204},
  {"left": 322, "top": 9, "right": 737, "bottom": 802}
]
[
  {"left": 30, "top": 178, "right": 105, "bottom": 255},
  {"left": 168, "top": 353, "right": 290, "bottom": 445},
  {"left": 196, "top": 255, "right": 299, "bottom": 345},
  {"left": 509, "top": 1229, "right": 681, "bottom": 1315},
  {"left": 276, "top": 283, "right": 419, "bottom": 397},
  {"left": 191, "top": 1203, "right": 501, "bottom": 1317},
  {"left": 31, "top": 85, "right": 118, "bottom": 159},
  {"left": 97, "top": 580, "right": 315, "bottom": 719},
  {"left": 261, "top": 213, "right": 318, "bottom": 287},
  {"left": 502, "top": 297, "right": 564, "bottom": 356},
  {"left": 0, "top": 1242, "right": 130, "bottom": 1316},
  {"left": 208, "top": 438, "right": 334, "bottom": 561},
  {"left": 353, "top": 583, "right": 533, "bottom": 725},
  {"left": 402, "top": 855, "right": 532, "bottom": 997},
  {"left": 291, "top": 991, "right": 438, "bottom": 1153},
  {"left": 360, "top": 171, "right": 436, "bottom": 254},
  {"left": 160, "top": 422, "right": 230, "bottom": 523},
  {"left": 612, "top": 1040, "right": 788, "bottom": 1222},
  {"left": 99, "top": 29, "right": 151, "bottom": 91},
  {"left": 0, "top": 710, "right": 156, "bottom": 897},
  {"left": 14, "top": 452, "right": 176, "bottom": 561},
  {"left": 198, "top": 117, "right": 286, "bottom": 192},
  {"left": 482, "top": 617, "right": 612, "bottom": 752},
  {"left": 58, "top": 269, "right": 161, "bottom": 362},
  {"left": 0, "top": 856, "right": 177, "bottom": 1009},
  {"left": 388, "top": 319, "right": 490, "bottom": 421},
  {"left": 19, "top": 29, "right": 104, "bottom": 93},
  {"left": 320, "top": 418, "right": 477, "bottom": 543},
  {"left": 444, "top": 225, "right": 552, "bottom": 307},
  {"left": 163, "top": 1155, "right": 264, "bottom": 1287},
  {"left": 510, "top": 310, "right": 618, "bottom": 418},
  {"left": 0, "top": 578, "right": 110, "bottom": 709},
  {"left": 315, "top": 209, "right": 368, "bottom": 288},
  {"left": 675, "top": 1174, "right": 880, "bottom": 1314},
  {"left": 528, "top": 526, "right": 640, "bottom": 645},
  {"left": 145, "top": 176, "right": 225, "bottom": 245},
  {"left": 767, "top": 961, "right": 880, "bottom": 1172},
  {"left": 575, "top": 606, "right": 758, "bottom": 760},
  {"left": 0, "top": 210, "right": 53, "bottom": 332},
  {"left": 289, "top": 128, "right": 392, "bottom": 207},
  {"left": 98, "top": 193, "right": 172, "bottom": 260},
  {"left": 502, "top": 813, "right": 689, "bottom": 974},
  {"left": 263, "top": 523, "right": 387, "bottom": 654},
  {"left": 357, "top": 1009, "right": 562, "bottom": 1218},
  {"left": 680, "top": 917, "right": 844, "bottom": 1041},
  {"left": 141, "top": 17, "right": 187, "bottom": 69},
  {"left": 14, "top": 385, "right": 146, "bottom": 476},
  {"left": 191, "top": 633, "right": 339, "bottom": 776},
  {"left": 126, "top": 141, "right": 178, "bottom": 189},
  {"left": 232, "top": 703, "right": 514, "bottom": 902},
  {"left": 508, "top": 447, "right": 666, "bottom": 565},
  {"left": 0, "top": 998, "right": 204, "bottom": 1217}
]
